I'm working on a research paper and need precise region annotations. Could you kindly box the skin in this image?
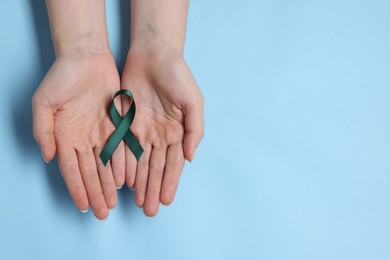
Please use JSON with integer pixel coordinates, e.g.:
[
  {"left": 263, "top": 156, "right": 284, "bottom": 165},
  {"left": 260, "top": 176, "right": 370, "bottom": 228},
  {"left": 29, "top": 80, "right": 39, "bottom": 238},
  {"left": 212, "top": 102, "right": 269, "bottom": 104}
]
[
  {"left": 123, "top": 0, "right": 204, "bottom": 217},
  {"left": 122, "top": 52, "right": 204, "bottom": 217},
  {"left": 33, "top": 0, "right": 124, "bottom": 220},
  {"left": 33, "top": 0, "right": 204, "bottom": 219}
]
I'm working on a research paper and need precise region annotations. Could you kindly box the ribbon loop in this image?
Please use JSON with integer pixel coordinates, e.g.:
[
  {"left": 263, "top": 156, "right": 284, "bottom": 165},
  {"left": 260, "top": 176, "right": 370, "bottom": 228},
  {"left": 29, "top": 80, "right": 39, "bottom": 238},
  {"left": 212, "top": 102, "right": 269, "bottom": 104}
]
[{"left": 100, "top": 89, "right": 144, "bottom": 166}]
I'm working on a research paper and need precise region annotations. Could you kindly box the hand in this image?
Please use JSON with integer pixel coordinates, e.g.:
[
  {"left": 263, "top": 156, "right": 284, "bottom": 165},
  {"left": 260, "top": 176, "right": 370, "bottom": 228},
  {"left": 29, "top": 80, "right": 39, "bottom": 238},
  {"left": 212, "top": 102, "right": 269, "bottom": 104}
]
[
  {"left": 32, "top": 52, "right": 126, "bottom": 219},
  {"left": 121, "top": 51, "right": 204, "bottom": 217}
]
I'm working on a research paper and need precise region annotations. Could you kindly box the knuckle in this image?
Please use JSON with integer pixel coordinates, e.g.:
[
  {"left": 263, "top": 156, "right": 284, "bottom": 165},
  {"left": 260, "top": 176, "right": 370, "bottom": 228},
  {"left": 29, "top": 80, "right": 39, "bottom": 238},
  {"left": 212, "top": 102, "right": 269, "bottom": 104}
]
[
  {"left": 100, "top": 178, "right": 114, "bottom": 187},
  {"left": 62, "top": 162, "right": 79, "bottom": 175},
  {"left": 147, "top": 186, "right": 161, "bottom": 196},
  {"left": 112, "top": 158, "right": 126, "bottom": 172},
  {"left": 96, "top": 157, "right": 105, "bottom": 167},
  {"left": 135, "top": 181, "right": 146, "bottom": 192},
  {"left": 80, "top": 166, "right": 97, "bottom": 177},
  {"left": 139, "top": 157, "right": 149, "bottom": 166},
  {"left": 166, "top": 156, "right": 182, "bottom": 165},
  {"left": 150, "top": 161, "right": 165, "bottom": 172},
  {"left": 90, "top": 190, "right": 105, "bottom": 202},
  {"left": 166, "top": 179, "right": 179, "bottom": 190},
  {"left": 125, "top": 160, "right": 137, "bottom": 172}
]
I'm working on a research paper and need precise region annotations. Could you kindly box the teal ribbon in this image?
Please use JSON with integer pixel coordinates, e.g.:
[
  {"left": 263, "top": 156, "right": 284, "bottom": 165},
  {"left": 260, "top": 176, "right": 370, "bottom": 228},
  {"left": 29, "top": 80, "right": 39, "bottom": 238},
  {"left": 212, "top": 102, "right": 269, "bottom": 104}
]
[{"left": 100, "top": 89, "right": 143, "bottom": 166}]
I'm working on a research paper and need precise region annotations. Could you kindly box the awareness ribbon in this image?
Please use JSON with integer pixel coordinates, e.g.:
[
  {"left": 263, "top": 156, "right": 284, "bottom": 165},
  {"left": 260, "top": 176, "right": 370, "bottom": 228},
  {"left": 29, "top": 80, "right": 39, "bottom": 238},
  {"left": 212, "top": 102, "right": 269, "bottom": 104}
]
[{"left": 99, "top": 89, "right": 143, "bottom": 166}]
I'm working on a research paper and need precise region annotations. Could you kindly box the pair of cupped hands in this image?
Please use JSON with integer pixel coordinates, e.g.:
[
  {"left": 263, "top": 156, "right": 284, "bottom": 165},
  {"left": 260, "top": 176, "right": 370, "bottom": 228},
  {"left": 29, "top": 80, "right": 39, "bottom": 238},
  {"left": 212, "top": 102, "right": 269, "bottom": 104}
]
[{"left": 32, "top": 48, "right": 204, "bottom": 219}]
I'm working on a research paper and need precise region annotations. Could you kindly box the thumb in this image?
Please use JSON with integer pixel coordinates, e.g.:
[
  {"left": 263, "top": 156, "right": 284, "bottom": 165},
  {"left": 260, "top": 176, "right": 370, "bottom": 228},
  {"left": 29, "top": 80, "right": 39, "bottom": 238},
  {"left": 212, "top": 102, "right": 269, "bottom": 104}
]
[
  {"left": 32, "top": 94, "right": 56, "bottom": 163},
  {"left": 182, "top": 96, "right": 204, "bottom": 162}
]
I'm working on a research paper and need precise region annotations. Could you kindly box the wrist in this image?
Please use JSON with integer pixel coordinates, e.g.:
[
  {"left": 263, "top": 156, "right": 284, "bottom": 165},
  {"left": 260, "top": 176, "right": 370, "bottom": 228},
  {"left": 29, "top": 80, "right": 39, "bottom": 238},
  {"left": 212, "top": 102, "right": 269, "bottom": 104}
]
[
  {"left": 128, "top": 34, "right": 185, "bottom": 60},
  {"left": 53, "top": 48, "right": 116, "bottom": 69},
  {"left": 129, "top": 19, "right": 185, "bottom": 56},
  {"left": 54, "top": 38, "right": 111, "bottom": 57},
  {"left": 124, "top": 49, "right": 186, "bottom": 82},
  {"left": 129, "top": 40, "right": 184, "bottom": 58},
  {"left": 127, "top": 48, "right": 184, "bottom": 66},
  {"left": 129, "top": 0, "right": 188, "bottom": 57},
  {"left": 46, "top": 0, "right": 110, "bottom": 57}
]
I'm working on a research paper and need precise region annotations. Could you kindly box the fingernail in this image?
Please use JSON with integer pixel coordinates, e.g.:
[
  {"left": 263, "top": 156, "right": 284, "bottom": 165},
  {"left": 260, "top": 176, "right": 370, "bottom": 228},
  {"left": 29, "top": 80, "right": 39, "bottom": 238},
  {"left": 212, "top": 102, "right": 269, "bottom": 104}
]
[
  {"left": 190, "top": 150, "right": 197, "bottom": 162},
  {"left": 116, "top": 185, "right": 123, "bottom": 190},
  {"left": 41, "top": 150, "right": 49, "bottom": 164},
  {"left": 129, "top": 187, "right": 135, "bottom": 191},
  {"left": 81, "top": 208, "right": 89, "bottom": 213}
]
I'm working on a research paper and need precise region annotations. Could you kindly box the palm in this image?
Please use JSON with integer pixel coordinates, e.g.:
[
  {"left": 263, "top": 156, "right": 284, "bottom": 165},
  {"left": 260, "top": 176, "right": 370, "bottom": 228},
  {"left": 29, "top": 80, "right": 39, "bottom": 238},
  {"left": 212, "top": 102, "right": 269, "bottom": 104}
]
[
  {"left": 124, "top": 67, "right": 187, "bottom": 153},
  {"left": 121, "top": 54, "right": 204, "bottom": 216},
  {"left": 33, "top": 53, "right": 124, "bottom": 219},
  {"left": 49, "top": 59, "right": 117, "bottom": 151}
]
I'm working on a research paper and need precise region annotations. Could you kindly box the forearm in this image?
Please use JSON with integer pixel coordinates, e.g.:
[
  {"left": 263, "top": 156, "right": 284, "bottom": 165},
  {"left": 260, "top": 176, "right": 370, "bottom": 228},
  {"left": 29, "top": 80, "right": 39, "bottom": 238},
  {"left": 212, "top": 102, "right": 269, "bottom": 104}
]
[
  {"left": 45, "top": 0, "right": 110, "bottom": 56},
  {"left": 129, "top": 0, "right": 189, "bottom": 56}
]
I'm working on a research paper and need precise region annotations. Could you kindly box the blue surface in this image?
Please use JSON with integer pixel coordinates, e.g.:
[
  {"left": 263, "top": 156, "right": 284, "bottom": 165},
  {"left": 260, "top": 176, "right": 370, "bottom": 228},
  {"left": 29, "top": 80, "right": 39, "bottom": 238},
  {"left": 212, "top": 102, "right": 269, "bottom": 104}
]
[{"left": 1, "top": 1, "right": 389, "bottom": 259}]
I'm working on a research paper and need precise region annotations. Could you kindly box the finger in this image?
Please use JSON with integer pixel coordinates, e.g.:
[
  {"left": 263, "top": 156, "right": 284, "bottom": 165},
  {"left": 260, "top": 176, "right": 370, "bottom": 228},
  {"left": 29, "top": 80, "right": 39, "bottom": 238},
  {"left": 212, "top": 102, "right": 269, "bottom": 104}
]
[
  {"left": 94, "top": 146, "right": 117, "bottom": 209},
  {"left": 125, "top": 144, "right": 137, "bottom": 189},
  {"left": 32, "top": 95, "right": 56, "bottom": 162},
  {"left": 144, "top": 146, "right": 167, "bottom": 217},
  {"left": 160, "top": 143, "right": 185, "bottom": 205},
  {"left": 57, "top": 144, "right": 89, "bottom": 212},
  {"left": 135, "top": 143, "right": 151, "bottom": 208},
  {"left": 111, "top": 140, "right": 125, "bottom": 189},
  {"left": 77, "top": 150, "right": 109, "bottom": 220},
  {"left": 182, "top": 95, "right": 204, "bottom": 162}
]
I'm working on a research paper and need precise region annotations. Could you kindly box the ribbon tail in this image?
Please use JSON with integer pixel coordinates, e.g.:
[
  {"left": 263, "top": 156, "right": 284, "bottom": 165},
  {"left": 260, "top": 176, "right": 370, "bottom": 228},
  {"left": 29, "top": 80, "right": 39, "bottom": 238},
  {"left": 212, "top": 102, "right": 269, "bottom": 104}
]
[
  {"left": 123, "top": 130, "right": 144, "bottom": 160},
  {"left": 100, "top": 116, "right": 131, "bottom": 166}
]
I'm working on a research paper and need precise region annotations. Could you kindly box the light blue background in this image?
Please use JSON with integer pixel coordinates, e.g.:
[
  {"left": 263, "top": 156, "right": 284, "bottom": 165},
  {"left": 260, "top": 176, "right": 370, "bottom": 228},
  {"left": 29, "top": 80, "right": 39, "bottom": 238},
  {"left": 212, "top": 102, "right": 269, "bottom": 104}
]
[{"left": 1, "top": 1, "right": 389, "bottom": 259}]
